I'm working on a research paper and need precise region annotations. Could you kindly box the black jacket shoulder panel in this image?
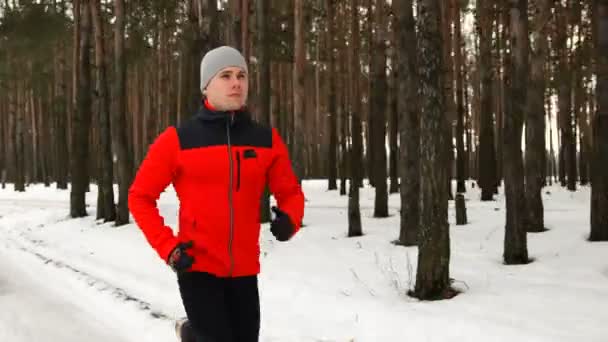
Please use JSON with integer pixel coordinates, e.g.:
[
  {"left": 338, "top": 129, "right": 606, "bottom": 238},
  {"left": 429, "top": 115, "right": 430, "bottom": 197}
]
[
  {"left": 176, "top": 115, "right": 272, "bottom": 150},
  {"left": 230, "top": 120, "right": 272, "bottom": 148}
]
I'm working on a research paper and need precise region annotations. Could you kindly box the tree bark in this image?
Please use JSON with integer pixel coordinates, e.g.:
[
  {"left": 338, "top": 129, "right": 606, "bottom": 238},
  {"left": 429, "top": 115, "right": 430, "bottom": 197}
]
[
  {"left": 292, "top": 0, "right": 306, "bottom": 188},
  {"left": 413, "top": 0, "right": 453, "bottom": 300},
  {"left": 241, "top": 0, "right": 250, "bottom": 63},
  {"left": 388, "top": 62, "right": 399, "bottom": 194},
  {"left": 441, "top": 0, "right": 454, "bottom": 201},
  {"left": 256, "top": 0, "right": 271, "bottom": 223},
  {"left": 0, "top": 92, "right": 5, "bottom": 189},
  {"left": 91, "top": 0, "right": 116, "bottom": 222},
  {"left": 477, "top": 1, "right": 497, "bottom": 201},
  {"left": 525, "top": 0, "right": 550, "bottom": 233},
  {"left": 14, "top": 80, "right": 25, "bottom": 191},
  {"left": 348, "top": 0, "right": 363, "bottom": 237},
  {"left": 55, "top": 41, "right": 69, "bottom": 189},
  {"left": 556, "top": 1, "right": 576, "bottom": 191},
  {"left": 395, "top": 0, "right": 419, "bottom": 246},
  {"left": 590, "top": 0, "right": 608, "bottom": 241},
  {"left": 71, "top": 0, "right": 92, "bottom": 218},
  {"left": 503, "top": 0, "right": 529, "bottom": 264},
  {"left": 371, "top": 0, "right": 388, "bottom": 218},
  {"left": 453, "top": 0, "right": 465, "bottom": 194},
  {"left": 327, "top": 0, "right": 338, "bottom": 191},
  {"left": 113, "top": 0, "right": 134, "bottom": 226}
]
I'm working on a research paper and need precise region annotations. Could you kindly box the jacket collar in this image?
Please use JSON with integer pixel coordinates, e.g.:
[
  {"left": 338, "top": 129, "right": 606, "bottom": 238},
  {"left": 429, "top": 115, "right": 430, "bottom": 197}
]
[{"left": 196, "top": 99, "right": 251, "bottom": 126}]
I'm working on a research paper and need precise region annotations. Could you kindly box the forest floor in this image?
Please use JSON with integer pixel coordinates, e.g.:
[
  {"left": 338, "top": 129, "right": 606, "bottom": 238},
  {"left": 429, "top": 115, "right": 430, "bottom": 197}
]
[{"left": 0, "top": 180, "right": 606, "bottom": 341}]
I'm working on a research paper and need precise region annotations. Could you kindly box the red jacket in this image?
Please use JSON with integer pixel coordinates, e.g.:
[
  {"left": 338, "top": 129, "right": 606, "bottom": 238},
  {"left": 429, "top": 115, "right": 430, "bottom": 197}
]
[{"left": 128, "top": 102, "right": 304, "bottom": 277}]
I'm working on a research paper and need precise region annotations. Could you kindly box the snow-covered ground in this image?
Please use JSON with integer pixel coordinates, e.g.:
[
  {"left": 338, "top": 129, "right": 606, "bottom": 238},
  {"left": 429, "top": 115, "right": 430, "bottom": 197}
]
[{"left": 0, "top": 180, "right": 606, "bottom": 342}]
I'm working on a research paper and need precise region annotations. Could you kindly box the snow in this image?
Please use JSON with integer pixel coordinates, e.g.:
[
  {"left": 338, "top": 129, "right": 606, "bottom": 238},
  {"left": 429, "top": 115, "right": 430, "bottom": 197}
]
[{"left": 0, "top": 181, "right": 607, "bottom": 342}]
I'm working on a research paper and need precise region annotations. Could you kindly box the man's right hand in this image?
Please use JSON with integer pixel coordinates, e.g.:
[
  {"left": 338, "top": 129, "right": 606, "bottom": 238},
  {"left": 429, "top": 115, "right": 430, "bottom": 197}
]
[{"left": 168, "top": 241, "right": 195, "bottom": 273}]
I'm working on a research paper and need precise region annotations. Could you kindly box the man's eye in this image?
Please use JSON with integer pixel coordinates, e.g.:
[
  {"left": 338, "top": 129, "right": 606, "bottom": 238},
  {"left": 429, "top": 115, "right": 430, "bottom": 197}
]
[
  {"left": 238, "top": 75, "right": 245, "bottom": 79},
  {"left": 222, "top": 74, "right": 230, "bottom": 79}
]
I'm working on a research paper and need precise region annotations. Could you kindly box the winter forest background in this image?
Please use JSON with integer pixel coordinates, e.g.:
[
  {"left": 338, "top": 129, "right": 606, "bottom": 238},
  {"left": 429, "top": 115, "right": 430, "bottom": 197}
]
[{"left": 0, "top": 0, "right": 607, "bottom": 325}]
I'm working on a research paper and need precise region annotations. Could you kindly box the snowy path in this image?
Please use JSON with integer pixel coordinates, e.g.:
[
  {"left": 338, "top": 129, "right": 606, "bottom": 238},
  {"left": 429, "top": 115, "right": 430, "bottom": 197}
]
[
  {"left": 0, "top": 203, "right": 175, "bottom": 342},
  {"left": 0, "top": 249, "right": 129, "bottom": 342}
]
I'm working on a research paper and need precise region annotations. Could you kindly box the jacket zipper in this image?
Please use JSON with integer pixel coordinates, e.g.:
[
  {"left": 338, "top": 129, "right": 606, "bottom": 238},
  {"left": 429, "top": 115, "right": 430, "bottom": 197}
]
[
  {"left": 226, "top": 114, "right": 235, "bottom": 276},
  {"left": 236, "top": 151, "right": 241, "bottom": 192}
]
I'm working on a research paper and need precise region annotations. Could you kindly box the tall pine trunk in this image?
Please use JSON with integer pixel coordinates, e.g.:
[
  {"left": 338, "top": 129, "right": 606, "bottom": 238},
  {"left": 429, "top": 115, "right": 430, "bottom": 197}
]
[
  {"left": 525, "top": 0, "right": 550, "bottom": 233},
  {"left": 327, "top": 0, "right": 338, "bottom": 191},
  {"left": 503, "top": 0, "right": 529, "bottom": 264},
  {"left": 91, "top": 0, "right": 116, "bottom": 222},
  {"left": 348, "top": 0, "right": 363, "bottom": 237},
  {"left": 413, "top": 0, "right": 453, "bottom": 300},
  {"left": 293, "top": 0, "right": 305, "bottom": 184},
  {"left": 257, "top": 0, "right": 271, "bottom": 223},
  {"left": 388, "top": 66, "right": 399, "bottom": 194},
  {"left": 113, "top": 0, "right": 134, "bottom": 226},
  {"left": 395, "top": 0, "right": 419, "bottom": 246},
  {"left": 371, "top": 0, "right": 388, "bottom": 218},
  {"left": 453, "top": 0, "right": 465, "bottom": 194},
  {"left": 477, "top": 1, "right": 497, "bottom": 201},
  {"left": 556, "top": 2, "right": 576, "bottom": 191},
  {"left": 590, "top": 0, "right": 608, "bottom": 241},
  {"left": 71, "top": 0, "right": 92, "bottom": 218},
  {"left": 55, "top": 41, "right": 69, "bottom": 189}
]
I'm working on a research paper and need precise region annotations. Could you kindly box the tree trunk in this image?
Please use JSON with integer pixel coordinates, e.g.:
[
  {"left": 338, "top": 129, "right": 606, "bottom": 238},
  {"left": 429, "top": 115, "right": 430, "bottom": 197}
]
[
  {"left": 453, "top": 0, "right": 465, "bottom": 194},
  {"left": 113, "top": 0, "right": 134, "bottom": 226},
  {"left": 556, "top": 2, "right": 576, "bottom": 191},
  {"left": 71, "top": 0, "right": 92, "bottom": 218},
  {"left": 395, "top": 0, "right": 419, "bottom": 247},
  {"left": 371, "top": 0, "right": 388, "bottom": 218},
  {"left": 388, "top": 64, "right": 399, "bottom": 194},
  {"left": 348, "top": 0, "right": 362, "bottom": 237},
  {"left": 441, "top": 0, "right": 454, "bottom": 201},
  {"left": 91, "top": 0, "right": 116, "bottom": 222},
  {"left": 327, "top": 0, "right": 338, "bottom": 191},
  {"left": 547, "top": 91, "right": 556, "bottom": 185},
  {"left": 465, "top": 60, "right": 473, "bottom": 183},
  {"left": 72, "top": 0, "right": 80, "bottom": 170},
  {"left": 6, "top": 85, "right": 14, "bottom": 188},
  {"left": 365, "top": 0, "right": 374, "bottom": 188},
  {"left": 477, "top": 1, "right": 498, "bottom": 201},
  {"left": 0, "top": 93, "right": 5, "bottom": 189},
  {"left": 292, "top": 0, "right": 306, "bottom": 184},
  {"left": 29, "top": 86, "right": 39, "bottom": 183},
  {"left": 8, "top": 79, "right": 21, "bottom": 191},
  {"left": 257, "top": 0, "right": 271, "bottom": 223},
  {"left": 590, "top": 0, "right": 608, "bottom": 241},
  {"left": 14, "top": 80, "right": 25, "bottom": 191},
  {"left": 412, "top": 0, "right": 453, "bottom": 300},
  {"left": 55, "top": 41, "right": 69, "bottom": 189},
  {"left": 339, "top": 67, "right": 348, "bottom": 196},
  {"left": 503, "top": 0, "right": 529, "bottom": 264},
  {"left": 525, "top": 0, "right": 550, "bottom": 233},
  {"left": 241, "top": 0, "right": 250, "bottom": 63},
  {"left": 496, "top": 7, "right": 506, "bottom": 193}
]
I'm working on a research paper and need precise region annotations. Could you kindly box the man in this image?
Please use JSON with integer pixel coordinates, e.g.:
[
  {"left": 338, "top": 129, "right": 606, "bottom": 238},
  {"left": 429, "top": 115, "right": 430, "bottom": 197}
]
[{"left": 128, "top": 46, "right": 305, "bottom": 342}]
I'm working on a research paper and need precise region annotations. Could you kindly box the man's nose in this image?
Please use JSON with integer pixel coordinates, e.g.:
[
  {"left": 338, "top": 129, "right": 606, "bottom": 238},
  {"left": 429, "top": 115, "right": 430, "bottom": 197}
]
[{"left": 230, "top": 77, "right": 241, "bottom": 88}]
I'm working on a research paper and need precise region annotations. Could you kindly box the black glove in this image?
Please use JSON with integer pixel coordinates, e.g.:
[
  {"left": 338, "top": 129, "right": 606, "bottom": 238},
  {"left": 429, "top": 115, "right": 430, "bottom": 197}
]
[
  {"left": 168, "top": 241, "right": 194, "bottom": 273},
  {"left": 270, "top": 206, "right": 295, "bottom": 241}
]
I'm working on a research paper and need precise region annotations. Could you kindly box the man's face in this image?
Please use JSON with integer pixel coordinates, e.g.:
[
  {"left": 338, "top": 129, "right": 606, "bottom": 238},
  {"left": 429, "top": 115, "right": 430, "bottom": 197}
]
[{"left": 204, "top": 67, "right": 248, "bottom": 111}]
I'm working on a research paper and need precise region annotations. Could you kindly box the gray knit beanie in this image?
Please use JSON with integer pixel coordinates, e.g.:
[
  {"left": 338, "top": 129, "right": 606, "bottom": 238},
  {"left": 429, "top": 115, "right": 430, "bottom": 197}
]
[{"left": 200, "top": 46, "right": 248, "bottom": 92}]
